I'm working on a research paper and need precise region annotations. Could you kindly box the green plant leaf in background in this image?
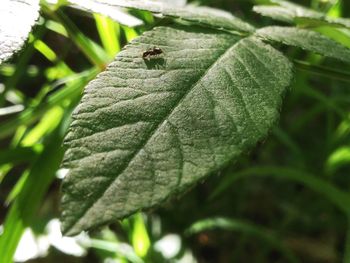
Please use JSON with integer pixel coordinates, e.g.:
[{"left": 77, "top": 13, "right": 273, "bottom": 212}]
[
  {"left": 253, "top": 0, "right": 350, "bottom": 29},
  {"left": 253, "top": 0, "right": 323, "bottom": 25},
  {"left": 68, "top": 0, "right": 144, "bottom": 27},
  {"left": 67, "top": 0, "right": 255, "bottom": 33},
  {"left": 256, "top": 26, "right": 350, "bottom": 63},
  {"left": 61, "top": 24, "right": 292, "bottom": 236},
  {"left": 0, "top": 0, "right": 40, "bottom": 64}
]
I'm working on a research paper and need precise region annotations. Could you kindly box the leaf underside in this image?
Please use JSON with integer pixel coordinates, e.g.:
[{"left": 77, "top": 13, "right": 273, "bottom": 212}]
[
  {"left": 0, "top": 0, "right": 40, "bottom": 64},
  {"left": 61, "top": 25, "right": 292, "bottom": 236}
]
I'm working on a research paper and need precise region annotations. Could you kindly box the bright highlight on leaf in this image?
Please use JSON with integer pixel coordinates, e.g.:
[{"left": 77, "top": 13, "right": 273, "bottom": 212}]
[
  {"left": 326, "top": 147, "right": 350, "bottom": 174},
  {"left": 60, "top": 24, "right": 292, "bottom": 235},
  {"left": 131, "top": 213, "right": 151, "bottom": 258}
]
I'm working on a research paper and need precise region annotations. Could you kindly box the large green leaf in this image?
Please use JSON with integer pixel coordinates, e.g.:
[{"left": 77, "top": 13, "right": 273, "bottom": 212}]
[
  {"left": 0, "top": 0, "right": 40, "bottom": 64},
  {"left": 61, "top": 25, "right": 292, "bottom": 236},
  {"left": 253, "top": 0, "right": 350, "bottom": 29},
  {"left": 68, "top": 0, "right": 255, "bottom": 33},
  {"left": 256, "top": 26, "right": 350, "bottom": 63}
]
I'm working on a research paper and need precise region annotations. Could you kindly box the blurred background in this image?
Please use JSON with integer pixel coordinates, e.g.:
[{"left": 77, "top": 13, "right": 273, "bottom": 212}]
[{"left": 1, "top": 0, "right": 350, "bottom": 262}]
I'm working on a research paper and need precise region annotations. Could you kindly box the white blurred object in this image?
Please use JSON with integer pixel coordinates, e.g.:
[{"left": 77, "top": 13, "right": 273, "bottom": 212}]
[
  {"left": 45, "top": 0, "right": 59, "bottom": 4},
  {"left": 56, "top": 168, "right": 69, "bottom": 179},
  {"left": 176, "top": 250, "right": 197, "bottom": 263},
  {"left": 13, "top": 220, "right": 87, "bottom": 262},
  {"left": 0, "top": 105, "right": 24, "bottom": 116},
  {"left": 154, "top": 234, "right": 181, "bottom": 259},
  {"left": 14, "top": 228, "right": 49, "bottom": 262},
  {"left": 0, "top": 84, "right": 4, "bottom": 93},
  {"left": 159, "top": 0, "right": 187, "bottom": 7},
  {"left": 69, "top": 0, "right": 144, "bottom": 27},
  {"left": 46, "top": 219, "right": 87, "bottom": 257}
]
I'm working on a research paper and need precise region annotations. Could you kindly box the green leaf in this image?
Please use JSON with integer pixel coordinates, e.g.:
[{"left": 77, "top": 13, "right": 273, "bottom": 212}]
[
  {"left": 67, "top": 0, "right": 255, "bottom": 33},
  {"left": 61, "top": 25, "right": 292, "bottom": 235},
  {"left": 314, "top": 26, "right": 350, "bottom": 49},
  {"left": 256, "top": 26, "right": 350, "bottom": 63},
  {"left": 0, "top": 0, "right": 40, "bottom": 64},
  {"left": 326, "top": 147, "right": 350, "bottom": 175},
  {"left": 253, "top": 1, "right": 322, "bottom": 24},
  {"left": 253, "top": 5, "right": 296, "bottom": 24},
  {"left": 253, "top": 0, "right": 350, "bottom": 29}
]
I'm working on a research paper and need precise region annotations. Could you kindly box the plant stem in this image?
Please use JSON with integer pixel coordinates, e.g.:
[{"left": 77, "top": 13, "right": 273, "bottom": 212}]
[
  {"left": 294, "top": 59, "right": 350, "bottom": 83},
  {"left": 42, "top": 4, "right": 108, "bottom": 70}
]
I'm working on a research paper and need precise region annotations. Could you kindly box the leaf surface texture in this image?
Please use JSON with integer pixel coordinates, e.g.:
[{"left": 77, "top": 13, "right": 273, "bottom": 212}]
[
  {"left": 257, "top": 26, "right": 350, "bottom": 63},
  {"left": 61, "top": 25, "right": 292, "bottom": 235}
]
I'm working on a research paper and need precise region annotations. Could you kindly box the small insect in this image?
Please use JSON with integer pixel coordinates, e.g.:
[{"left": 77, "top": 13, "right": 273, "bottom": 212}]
[{"left": 142, "top": 46, "right": 164, "bottom": 60}]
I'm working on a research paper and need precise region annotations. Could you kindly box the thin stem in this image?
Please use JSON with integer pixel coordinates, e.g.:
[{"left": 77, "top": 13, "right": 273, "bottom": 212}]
[
  {"left": 294, "top": 59, "right": 350, "bottom": 83},
  {"left": 42, "top": 4, "right": 108, "bottom": 70}
]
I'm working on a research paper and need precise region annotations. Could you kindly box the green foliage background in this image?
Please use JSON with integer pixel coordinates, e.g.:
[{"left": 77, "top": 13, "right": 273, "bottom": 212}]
[{"left": 1, "top": 0, "right": 350, "bottom": 262}]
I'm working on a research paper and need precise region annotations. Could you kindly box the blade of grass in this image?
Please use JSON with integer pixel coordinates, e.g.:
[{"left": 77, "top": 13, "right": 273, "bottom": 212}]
[
  {"left": 294, "top": 59, "right": 350, "bottom": 83},
  {"left": 34, "top": 38, "right": 73, "bottom": 76},
  {"left": 186, "top": 217, "right": 300, "bottom": 263},
  {"left": 272, "top": 127, "right": 305, "bottom": 167},
  {"left": 300, "top": 85, "right": 349, "bottom": 120},
  {"left": 21, "top": 106, "right": 64, "bottom": 146},
  {"left": 45, "top": 19, "right": 68, "bottom": 37},
  {"left": 94, "top": 14, "right": 121, "bottom": 58},
  {"left": 314, "top": 26, "right": 350, "bottom": 48},
  {"left": 131, "top": 213, "right": 150, "bottom": 259},
  {"left": 210, "top": 166, "right": 350, "bottom": 214},
  {"left": 0, "top": 147, "right": 40, "bottom": 166},
  {"left": 1, "top": 25, "right": 46, "bottom": 106},
  {"left": 86, "top": 239, "right": 144, "bottom": 263},
  {"left": 122, "top": 25, "right": 139, "bottom": 42},
  {"left": 4, "top": 105, "right": 64, "bottom": 203},
  {"left": 0, "top": 67, "right": 98, "bottom": 140},
  {"left": 5, "top": 170, "right": 30, "bottom": 205},
  {"left": 0, "top": 129, "right": 65, "bottom": 263},
  {"left": 42, "top": 4, "right": 109, "bottom": 69}
]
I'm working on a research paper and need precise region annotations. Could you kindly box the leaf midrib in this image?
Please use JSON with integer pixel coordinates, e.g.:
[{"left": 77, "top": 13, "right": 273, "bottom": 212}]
[{"left": 64, "top": 36, "right": 241, "bottom": 235}]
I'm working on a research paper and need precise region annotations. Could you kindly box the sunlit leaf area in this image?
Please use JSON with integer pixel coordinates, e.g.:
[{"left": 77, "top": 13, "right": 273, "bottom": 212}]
[{"left": 1, "top": 0, "right": 350, "bottom": 262}]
